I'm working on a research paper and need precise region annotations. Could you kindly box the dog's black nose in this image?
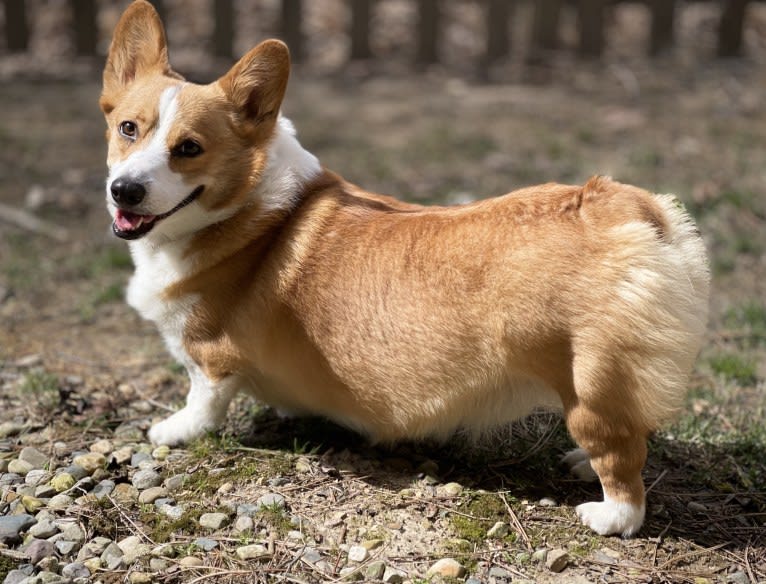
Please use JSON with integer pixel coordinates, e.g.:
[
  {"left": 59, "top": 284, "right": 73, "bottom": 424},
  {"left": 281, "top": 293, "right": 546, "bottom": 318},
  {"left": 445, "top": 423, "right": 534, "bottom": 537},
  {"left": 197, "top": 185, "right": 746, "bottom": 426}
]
[{"left": 111, "top": 178, "right": 146, "bottom": 206}]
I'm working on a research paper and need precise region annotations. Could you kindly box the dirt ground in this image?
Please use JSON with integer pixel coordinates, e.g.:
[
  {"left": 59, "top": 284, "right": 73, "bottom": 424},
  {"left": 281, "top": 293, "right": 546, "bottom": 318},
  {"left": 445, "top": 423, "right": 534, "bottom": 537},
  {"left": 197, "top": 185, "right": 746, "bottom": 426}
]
[{"left": 1, "top": 3, "right": 766, "bottom": 583}]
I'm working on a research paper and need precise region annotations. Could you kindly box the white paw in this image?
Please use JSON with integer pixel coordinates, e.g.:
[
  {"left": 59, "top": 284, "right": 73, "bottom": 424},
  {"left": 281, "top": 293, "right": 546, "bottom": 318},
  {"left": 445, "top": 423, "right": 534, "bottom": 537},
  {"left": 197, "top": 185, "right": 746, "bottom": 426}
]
[
  {"left": 148, "top": 407, "right": 218, "bottom": 446},
  {"left": 576, "top": 499, "right": 645, "bottom": 537},
  {"left": 562, "top": 448, "right": 599, "bottom": 482}
]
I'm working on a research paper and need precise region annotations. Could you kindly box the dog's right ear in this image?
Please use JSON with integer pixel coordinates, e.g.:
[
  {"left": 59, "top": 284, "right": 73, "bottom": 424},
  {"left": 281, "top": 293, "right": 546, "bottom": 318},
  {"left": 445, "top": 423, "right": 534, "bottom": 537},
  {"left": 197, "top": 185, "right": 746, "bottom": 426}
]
[{"left": 101, "top": 0, "right": 175, "bottom": 114}]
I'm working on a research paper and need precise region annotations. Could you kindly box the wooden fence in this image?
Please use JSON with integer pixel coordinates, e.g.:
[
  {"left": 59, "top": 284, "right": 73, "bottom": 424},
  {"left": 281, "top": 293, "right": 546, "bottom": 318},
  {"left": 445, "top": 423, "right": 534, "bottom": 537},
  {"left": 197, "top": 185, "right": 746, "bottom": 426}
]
[{"left": 0, "top": 0, "right": 761, "bottom": 67}]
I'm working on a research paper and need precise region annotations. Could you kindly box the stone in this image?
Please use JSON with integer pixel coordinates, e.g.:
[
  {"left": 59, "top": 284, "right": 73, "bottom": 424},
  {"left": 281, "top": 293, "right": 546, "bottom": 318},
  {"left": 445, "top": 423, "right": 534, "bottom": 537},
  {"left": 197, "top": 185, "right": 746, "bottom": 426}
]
[
  {"left": 728, "top": 571, "right": 749, "bottom": 584},
  {"left": 130, "top": 452, "right": 153, "bottom": 468},
  {"left": 532, "top": 548, "right": 548, "bottom": 562},
  {"left": 236, "top": 503, "right": 259, "bottom": 517},
  {"left": 426, "top": 558, "right": 466, "bottom": 579},
  {"left": 47, "top": 494, "right": 73, "bottom": 510},
  {"left": 687, "top": 501, "right": 707, "bottom": 513},
  {"left": 92, "top": 480, "right": 115, "bottom": 501},
  {"left": 7, "top": 459, "right": 34, "bottom": 476},
  {"left": 439, "top": 482, "right": 463, "bottom": 497},
  {"left": 118, "top": 535, "right": 150, "bottom": 564},
  {"left": 545, "top": 548, "right": 569, "bottom": 573},
  {"left": 76, "top": 537, "right": 111, "bottom": 560},
  {"left": 361, "top": 539, "right": 385, "bottom": 551},
  {"left": 110, "top": 446, "right": 134, "bottom": 466},
  {"left": 89, "top": 439, "right": 113, "bottom": 455},
  {"left": 138, "top": 486, "right": 167, "bottom": 504},
  {"left": 101, "top": 542, "right": 124, "bottom": 570},
  {"left": 538, "top": 497, "right": 557, "bottom": 507},
  {"left": 21, "top": 495, "right": 44, "bottom": 513},
  {"left": 158, "top": 503, "right": 185, "bottom": 521},
  {"left": 302, "top": 548, "right": 322, "bottom": 563},
  {"left": 149, "top": 558, "right": 170, "bottom": 572},
  {"left": 112, "top": 483, "right": 139, "bottom": 504},
  {"left": 129, "top": 573, "right": 153, "bottom": 584},
  {"left": 0, "top": 473, "right": 23, "bottom": 488},
  {"left": 339, "top": 566, "right": 363, "bottom": 581},
  {"left": 347, "top": 545, "right": 368, "bottom": 563},
  {"left": 131, "top": 469, "right": 162, "bottom": 490},
  {"left": 151, "top": 445, "right": 170, "bottom": 461},
  {"left": 61, "top": 562, "right": 90, "bottom": 580},
  {"left": 61, "top": 524, "right": 85, "bottom": 543},
  {"left": 233, "top": 516, "right": 254, "bottom": 533},
  {"left": 382, "top": 566, "right": 406, "bottom": 583},
  {"left": 365, "top": 561, "right": 386, "bottom": 580},
  {"left": 3, "top": 570, "right": 31, "bottom": 584},
  {"left": 29, "top": 521, "right": 58, "bottom": 539},
  {"left": 59, "top": 465, "right": 88, "bottom": 481},
  {"left": 82, "top": 557, "right": 102, "bottom": 573},
  {"left": 487, "top": 521, "right": 509, "bottom": 538},
  {"left": 34, "top": 485, "right": 57, "bottom": 499},
  {"left": 193, "top": 537, "right": 218, "bottom": 552},
  {"left": 163, "top": 474, "right": 187, "bottom": 491},
  {"left": 0, "top": 422, "right": 25, "bottom": 438},
  {"left": 72, "top": 453, "right": 105, "bottom": 474},
  {"left": 55, "top": 540, "right": 79, "bottom": 556},
  {"left": 24, "top": 539, "right": 55, "bottom": 565},
  {"left": 489, "top": 566, "right": 513, "bottom": 578},
  {"left": 24, "top": 470, "right": 52, "bottom": 488},
  {"left": 256, "top": 492, "right": 285, "bottom": 510},
  {"left": 199, "top": 512, "right": 229, "bottom": 530},
  {"left": 179, "top": 556, "right": 203, "bottom": 567},
  {"left": 19, "top": 447, "right": 48, "bottom": 470},
  {"left": 0, "top": 514, "right": 36, "bottom": 544}
]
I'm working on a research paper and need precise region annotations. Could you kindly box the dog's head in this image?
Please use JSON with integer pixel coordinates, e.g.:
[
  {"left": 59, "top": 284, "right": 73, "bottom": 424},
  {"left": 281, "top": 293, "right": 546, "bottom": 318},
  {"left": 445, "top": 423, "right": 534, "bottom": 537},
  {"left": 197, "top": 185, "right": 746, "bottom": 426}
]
[{"left": 101, "top": 0, "right": 290, "bottom": 242}]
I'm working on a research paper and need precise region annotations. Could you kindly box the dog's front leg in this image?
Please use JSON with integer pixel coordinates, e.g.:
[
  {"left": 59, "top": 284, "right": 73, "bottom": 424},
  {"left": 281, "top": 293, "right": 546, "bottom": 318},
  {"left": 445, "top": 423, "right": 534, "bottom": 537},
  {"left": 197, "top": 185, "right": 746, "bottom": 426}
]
[{"left": 148, "top": 367, "right": 237, "bottom": 446}]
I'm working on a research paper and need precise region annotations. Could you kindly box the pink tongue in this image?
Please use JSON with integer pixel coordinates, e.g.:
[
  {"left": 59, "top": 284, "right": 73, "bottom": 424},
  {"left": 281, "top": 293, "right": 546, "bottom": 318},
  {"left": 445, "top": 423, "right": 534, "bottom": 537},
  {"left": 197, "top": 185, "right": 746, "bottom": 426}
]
[{"left": 115, "top": 209, "right": 156, "bottom": 231}]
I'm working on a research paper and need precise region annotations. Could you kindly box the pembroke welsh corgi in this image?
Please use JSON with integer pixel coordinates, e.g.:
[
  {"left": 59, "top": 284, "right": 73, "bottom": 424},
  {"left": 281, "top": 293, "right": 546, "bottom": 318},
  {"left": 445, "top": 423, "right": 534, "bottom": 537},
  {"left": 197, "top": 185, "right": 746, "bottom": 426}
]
[{"left": 101, "top": 0, "right": 709, "bottom": 537}]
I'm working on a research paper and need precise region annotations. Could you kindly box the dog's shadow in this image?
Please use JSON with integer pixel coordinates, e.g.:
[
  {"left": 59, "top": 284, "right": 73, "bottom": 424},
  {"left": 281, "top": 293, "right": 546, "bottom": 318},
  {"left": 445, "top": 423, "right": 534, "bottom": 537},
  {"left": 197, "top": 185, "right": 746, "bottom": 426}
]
[{"left": 233, "top": 407, "right": 764, "bottom": 553}]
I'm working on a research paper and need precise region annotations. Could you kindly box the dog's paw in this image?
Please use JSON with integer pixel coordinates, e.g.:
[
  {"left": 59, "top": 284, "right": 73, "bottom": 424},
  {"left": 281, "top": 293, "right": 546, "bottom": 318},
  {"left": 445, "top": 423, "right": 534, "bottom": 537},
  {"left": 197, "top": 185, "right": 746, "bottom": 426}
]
[
  {"left": 575, "top": 499, "right": 645, "bottom": 537},
  {"left": 148, "top": 408, "right": 217, "bottom": 446},
  {"left": 562, "top": 448, "right": 599, "bottom": 482}
]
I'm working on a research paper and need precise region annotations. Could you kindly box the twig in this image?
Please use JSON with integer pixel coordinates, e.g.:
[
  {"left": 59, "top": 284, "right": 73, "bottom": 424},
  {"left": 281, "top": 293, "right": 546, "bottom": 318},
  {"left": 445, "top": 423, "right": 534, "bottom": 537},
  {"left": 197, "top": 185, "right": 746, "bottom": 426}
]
[
  {"left": 658, "top": 542, "right": 726, "bottom": 570},
  {"left": 0, "top": 201, "right": 68, "bottom": 242},
  {"left": 743, "top": 542, "right": 757, "bottom": 584},
  {"left": 499, "top": 492, "right": 532, "bottom": 551},
  {"left": 645, "top": 469, "right": 668, "bottom": 495},
  {"left": 185, "top": 569, "right": 257, "bottom": 584},
  {"left": 105, "top": 493, "right": 156, "bottom": 546}
]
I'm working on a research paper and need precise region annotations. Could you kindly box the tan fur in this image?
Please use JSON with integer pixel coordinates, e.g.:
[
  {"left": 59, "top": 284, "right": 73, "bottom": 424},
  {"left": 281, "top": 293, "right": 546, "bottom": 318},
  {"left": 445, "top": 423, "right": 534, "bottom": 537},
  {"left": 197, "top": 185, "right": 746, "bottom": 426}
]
[{"left": 103, "top": 1, "right": 710, "bottom": 535}]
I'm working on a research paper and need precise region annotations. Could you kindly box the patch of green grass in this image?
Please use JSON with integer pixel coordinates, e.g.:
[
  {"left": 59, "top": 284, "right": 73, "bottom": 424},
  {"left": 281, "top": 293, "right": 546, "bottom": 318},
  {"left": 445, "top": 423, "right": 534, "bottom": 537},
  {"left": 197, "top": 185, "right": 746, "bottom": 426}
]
[
  {"left": 140, "top": 506, "right": 203, "bottom": 544},
  {"left": 84, "top": 246, "right": 133, "bottom": 277},
  {"left": 450, "top": 493, "right": 513, "bottom": 545},
  {"left": 257, "top": 505, "right": 293, "bottom": 538},
  {"left": 19, "top": 370, "right": 59, "bottom": 410},
  {"left": 0, "top": 555, "right": 18, "bottom": 581},
  {"left": 708, "top": 353, "right": 758, "bottom": 386},
  {"left": 725, "top": 301, "right": 766, "bottom": 346}
]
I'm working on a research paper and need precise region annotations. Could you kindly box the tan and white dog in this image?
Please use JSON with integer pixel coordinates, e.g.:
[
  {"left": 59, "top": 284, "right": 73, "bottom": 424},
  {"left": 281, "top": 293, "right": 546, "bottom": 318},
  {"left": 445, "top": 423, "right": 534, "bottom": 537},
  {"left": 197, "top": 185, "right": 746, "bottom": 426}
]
[{"left": 102, "top": 1, "right": 709, "bottom": 537}]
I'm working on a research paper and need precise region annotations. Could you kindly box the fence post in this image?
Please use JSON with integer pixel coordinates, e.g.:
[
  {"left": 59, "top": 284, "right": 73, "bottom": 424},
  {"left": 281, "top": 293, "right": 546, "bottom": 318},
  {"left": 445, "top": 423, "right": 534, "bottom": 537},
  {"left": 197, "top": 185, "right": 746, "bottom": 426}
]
[
  {"left": 417, "top": 0, "right": 440, "bottom": 65},
  {"left": 650, "top": 0, "right": 675, "bottom": 55},
  {"left": 577, "top": 0, "right": 607, "bottom": 57},
  {"left": 3, "top": 0, "right": 29, "bottom": 52},
  {"left": 213, "top": 0, "right": 234, "bottom": 58},
  {"left": 71, "top": 0, "right": 97, "bottom": 56},
  {"left": 718, "top": 0, "right": 749, "bottom": 56},
  {"left": 485, "top": 0, "right": 512, "bottom": 64},
  {"left": 281, "top": 0, "right": 304, "bottom": 63},
  {"left": 350, "top": 0, "right": 372, "bottom": 60}
]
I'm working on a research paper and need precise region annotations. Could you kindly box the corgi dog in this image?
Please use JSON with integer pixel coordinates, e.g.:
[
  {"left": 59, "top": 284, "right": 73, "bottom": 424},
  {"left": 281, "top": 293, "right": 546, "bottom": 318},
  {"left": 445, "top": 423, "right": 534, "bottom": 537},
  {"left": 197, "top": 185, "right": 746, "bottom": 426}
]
[{"left": 101, "top": 0, "right": 709, "bottom": 537}]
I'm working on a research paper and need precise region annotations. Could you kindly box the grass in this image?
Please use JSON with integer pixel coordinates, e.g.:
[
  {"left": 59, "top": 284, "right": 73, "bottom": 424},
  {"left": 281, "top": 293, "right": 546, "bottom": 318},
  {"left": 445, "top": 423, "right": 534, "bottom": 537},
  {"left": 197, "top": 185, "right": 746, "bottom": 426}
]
[
  {"left": 725, "top": 301, "right": 766, "bottom": 347},
  {"left": 708, "top": 353, "right": 758, "bottom": 386},
  {"left": 18, "top": 370, "right": 60, "bottom": 411}
]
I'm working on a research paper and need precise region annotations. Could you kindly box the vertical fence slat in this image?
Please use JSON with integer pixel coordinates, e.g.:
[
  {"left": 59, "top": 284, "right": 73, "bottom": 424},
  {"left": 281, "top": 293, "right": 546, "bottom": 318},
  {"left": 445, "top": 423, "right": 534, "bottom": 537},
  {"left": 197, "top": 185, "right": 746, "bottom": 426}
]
[
  {"left": 486, "top": 0, "right": 512, "bottom": 64},
  {"left": 650, "top": 0, "right": 675, "bottom": 55},
  {"left": 417, "top": 0, "right": 440, "bottom": 65},
  {"left": 350, "top": 0, "right": 372, "bottom": 60},
  {"left": 3, "top": 0, "right": 29, "bottom": 52},
  {"left": 71, "top": 0, "right": 97, "bottom": 56},
  {"left": 718, "top": 0, "right": 749, "bottom": 56},
  {"left": 213, "top": 0, "right": 234, "bottom": 58},
  {"left": 531, "top": 0, "right": 562, "bottom": 53},
  {"left": 578, "top": 0, "right": 607, "bottom": 57},
  {"left": 281, "top": 0, "right": 304, "bottom": 63}
]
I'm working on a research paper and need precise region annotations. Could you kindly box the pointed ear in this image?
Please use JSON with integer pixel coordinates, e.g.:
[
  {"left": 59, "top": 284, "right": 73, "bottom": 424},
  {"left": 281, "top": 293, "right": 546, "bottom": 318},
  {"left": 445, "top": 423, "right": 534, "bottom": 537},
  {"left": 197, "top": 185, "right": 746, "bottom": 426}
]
[
  {"left": 101, "top": 0, "right": 177, "bottom": 114},
  {"left": 218, "top": 40, "right": 290, "bottom": 127}
]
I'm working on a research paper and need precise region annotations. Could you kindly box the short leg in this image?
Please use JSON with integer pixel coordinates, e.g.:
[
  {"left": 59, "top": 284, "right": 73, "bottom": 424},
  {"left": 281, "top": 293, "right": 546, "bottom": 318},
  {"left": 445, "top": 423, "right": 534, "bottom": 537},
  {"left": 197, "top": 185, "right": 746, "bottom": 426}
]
[
  {"left": 566, "top": 406, "right": 647, "bottom": 537},
  {"left": 148, "top": 368, "right": 237, "bottom": 446}
]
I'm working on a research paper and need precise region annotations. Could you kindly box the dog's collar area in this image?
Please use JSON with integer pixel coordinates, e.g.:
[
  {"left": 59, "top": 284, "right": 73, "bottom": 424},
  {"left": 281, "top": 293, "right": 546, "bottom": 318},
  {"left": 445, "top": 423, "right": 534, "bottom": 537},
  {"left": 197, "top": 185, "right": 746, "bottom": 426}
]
[{"left": 113, "top": 185, "right": 205, "bottom": 240}]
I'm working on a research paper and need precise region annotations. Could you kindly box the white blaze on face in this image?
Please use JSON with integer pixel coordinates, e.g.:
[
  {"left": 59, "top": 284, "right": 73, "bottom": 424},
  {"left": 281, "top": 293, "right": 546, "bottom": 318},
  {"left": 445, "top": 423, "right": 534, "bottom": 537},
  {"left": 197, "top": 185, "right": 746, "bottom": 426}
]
[{"left": 106, "top": 85, "right": 191, "bottom": 216}]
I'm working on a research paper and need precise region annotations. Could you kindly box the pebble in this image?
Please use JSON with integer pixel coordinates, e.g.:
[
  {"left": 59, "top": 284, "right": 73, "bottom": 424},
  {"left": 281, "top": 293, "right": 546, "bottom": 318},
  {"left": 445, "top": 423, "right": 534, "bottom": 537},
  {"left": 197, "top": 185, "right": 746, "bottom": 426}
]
[
  {"left": 532, "top": 548, "right": 548, "bottom": 562},
  {"left": 193, "top": 537, "right": 219, "bottom": 552},
  {"left": 426, "top": 558, "right": 466, "bottom": 579},
  {"left": 50, "top": 473, "right": 74, "bottom": 493},
  {"left": 538, "top": 497, "right": 557, "bottom": 507},
  {"left": 728, "top": 571, "right": 749, "bottom": 584},
  {"left": 25, "top": 538, "right": 57, "bottom": 564},
  {"left": 59, "top": 465, "right": 88, "bottom": 481},
  {"left": 89, "top": 439, "right": 113, "bottom": 455},
  {"left": 21, "top": 495, "right": 44, "bottom": 513},
  {"left": 118, "top": 535, "right": 151, "bottom": 564},
  {"left": 151, "top": 445, "right": 170, "bottom": 460},
  {"left": 256, "top": 492, "right": 286, "bottom": 510},
  {"left": 236, "top": 503, "right": 259, "bottom": 517},
  {"left": 61, "top": 563, "right": 90, "bottom": 580},
  {"left": 688, "top": 501, "right": 707, "bottom": 513},
  {"left": 2, "top": 570, "right": 30, "bottom": 584},
  {"left": 233, "top": 516, "right": 254, "bottom": 533},
  {"left": 487, "top": 521, "right": 509, "bottom": 538},
  {"left": 361, "top": 538, "right": 385, "bottom": 551},
  {"left": 439, "top": 482, "right": 463, "bottom": 497},
  {"left": 163, "top": 473, "right": 187, "bottom": 491},
  {"left": 0, "top": 514, "right": 36, "bottom": 544},
  {"left": 489, "top": 566, "right": 513, "bottom": 578},
  {"left": 302, "top": 548, "right": 322, "bottom": 563},
  {"left": 92, "top": 480, "right": 115, "bottom": 500},
  {"left": 382, "top": 566, "right": 406, "bottom": 583},
  {"left": 0, "top": 473, "right": 23, "bottom": 488},
  {"left": 72, "top": 453, "right": 105, "bottom": 474},
  {"left": 7, "top": 459, "right": 34, "bottom": 476},
  {"left": 199, "top": 512, "right": 229, "bottom": 530},
  {"left": 129, "top": 573, "right": 153, "bottom": 584},
  {"left": 0, "top": 421, "right": 25, "bottom": 438},
  {"left": 545, "top": 548, "right": 570, "bottom": 573},
  {"left": 158, "top": 503, "right": 185, "bottom": 520},
  {"left": 34, "top": 484, "right": 57, "bottom": 499},
  {"left": 24, "top": 470, "right": 51, "bottom": 488},
  {"left": 112, "top": 483, "right": 139, "bottom": 504},
  {"left": 101, "top": 542, "right": 124, "bottom": 570},
  {"left": 55, "top": 540, "right": 80, "bottom": 556},
  {"left": 47, "top": 494, "right": 73, "bottom": 510},
  {"left": 19, "top": 448, "right": 48, "bottom": 470},
  {"left": 179, "top": 556, "right": 203, "bottom": 567},
  {"left": 29, "top": 520, "right": 59, "bottom": 539},
  {"left": 365, "top": 561, "right": 386, "bottom": 580},
  {"left": 347, "top": 545, "right": 368, "bottom": 563},
  {"left": 61, "top": 524, "right": 85, "bottom": 543},
  {"left": 132, "top": 469, "right": 162, "bottom": 490},
  {"left": 138, "top": 486, "right": 167, "bottom": 504},
  {"left": 130, "top": 452, "right": 153, "bottom": 468},
  {"left": 110, "top": 446, "right": 134, "bottom": 466},
  {"left": 150, "top": 558, "right": 170, "bottom": 571}
]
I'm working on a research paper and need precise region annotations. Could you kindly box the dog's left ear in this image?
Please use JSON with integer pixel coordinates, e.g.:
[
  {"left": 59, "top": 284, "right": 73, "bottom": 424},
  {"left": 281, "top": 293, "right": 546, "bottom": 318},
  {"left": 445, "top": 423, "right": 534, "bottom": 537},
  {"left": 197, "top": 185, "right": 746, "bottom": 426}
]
[
  {"left": 101, "top": 0, "right": 177, "bottom": 114},
  {"left": 218, "top": 40, "right": 290, "bottom": 130}
]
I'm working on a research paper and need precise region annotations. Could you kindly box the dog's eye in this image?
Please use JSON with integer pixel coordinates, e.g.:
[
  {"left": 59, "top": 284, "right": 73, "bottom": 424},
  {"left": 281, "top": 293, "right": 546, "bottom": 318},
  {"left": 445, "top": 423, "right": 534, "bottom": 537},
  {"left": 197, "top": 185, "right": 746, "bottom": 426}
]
[
  {"left": 118, "top": 121, "right": 137, "bottom": 140},
  {"left": 173, "top": 140, "right": 203, "bottom": 158}
]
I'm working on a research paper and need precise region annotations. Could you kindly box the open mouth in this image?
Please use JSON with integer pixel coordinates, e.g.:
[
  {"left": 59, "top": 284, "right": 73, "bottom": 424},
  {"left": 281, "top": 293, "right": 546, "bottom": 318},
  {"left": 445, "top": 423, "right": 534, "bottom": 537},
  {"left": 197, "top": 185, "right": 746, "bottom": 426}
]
[{"left": 112, "top": 185, "right": 204, "bottom": 240}]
